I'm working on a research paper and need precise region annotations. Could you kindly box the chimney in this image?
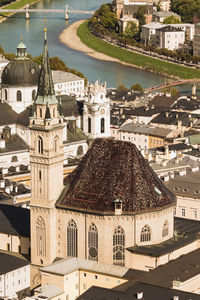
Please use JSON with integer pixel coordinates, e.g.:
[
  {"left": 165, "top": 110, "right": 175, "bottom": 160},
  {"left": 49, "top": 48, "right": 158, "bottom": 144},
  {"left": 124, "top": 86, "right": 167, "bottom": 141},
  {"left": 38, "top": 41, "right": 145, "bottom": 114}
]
[
  {"left": 192, "top": 83, "right": 196, "bottom": 96},
  {"left": 165, "top": 144, "right": 169, "bottom": 160}
]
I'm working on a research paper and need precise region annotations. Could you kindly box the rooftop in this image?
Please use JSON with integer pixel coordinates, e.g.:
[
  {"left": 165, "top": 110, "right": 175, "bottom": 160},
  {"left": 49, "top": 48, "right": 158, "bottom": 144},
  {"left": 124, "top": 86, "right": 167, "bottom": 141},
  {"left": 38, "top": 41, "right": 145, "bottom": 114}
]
[
  {"left": 119, "top": 123, "right": 171, "bottom": 138},
  {"left": 127, "top": 217, "right": 200, "bottom": 257},
  {"left": 52, "top": 70, "right": 83, "bottom": 84},
  {"left": 0, "top": 251, "right": 29, "bottom": 275},
  {"left": 41, "top": 257, "right": 129, "bottom": 278},
  {"left": 57, "top": 139, "right": 175, "bottom": 214}
]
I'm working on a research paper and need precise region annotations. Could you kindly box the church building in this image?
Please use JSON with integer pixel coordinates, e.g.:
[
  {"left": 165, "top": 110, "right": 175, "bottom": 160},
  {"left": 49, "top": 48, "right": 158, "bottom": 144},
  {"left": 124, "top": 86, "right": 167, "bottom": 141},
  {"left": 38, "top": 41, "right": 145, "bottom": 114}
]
[{"left": 29, "top": 29, "right": 176, "bottom": 286}]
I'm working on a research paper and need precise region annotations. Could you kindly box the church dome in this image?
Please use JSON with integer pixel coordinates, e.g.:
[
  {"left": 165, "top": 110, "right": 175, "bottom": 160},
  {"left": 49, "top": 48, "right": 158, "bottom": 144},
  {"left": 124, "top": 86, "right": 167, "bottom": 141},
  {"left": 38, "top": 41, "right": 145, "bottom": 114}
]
[
  {"left": 1, "top": 38, "right": 40, "bottom": 86},
  {"left": 1, "top": 59, "right": 39, "bottom": 86},
  {"left": 60, "top": 138, "right": 176, "bottom": 213}
]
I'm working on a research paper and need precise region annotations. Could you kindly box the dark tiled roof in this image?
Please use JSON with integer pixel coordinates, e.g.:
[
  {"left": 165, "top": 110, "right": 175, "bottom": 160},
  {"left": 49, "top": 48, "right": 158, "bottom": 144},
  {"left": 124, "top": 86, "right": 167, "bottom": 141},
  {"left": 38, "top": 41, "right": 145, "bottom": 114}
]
[
  {"left": 57, "top": 95, "right": 83, "bottom": 117},
  {"left": 0, "top": 204, "right": 30, "bottom": 237},
  {"left": 171, "top": 98, "right": 200, "bottom": 111},
  {"left": 0, "top": 102, "right": 18, "bottom": 126},
  {"left": 0, "top": 134, "right": 29, "bottom": 154},
  {"left": 157, "top": 25, "right": 183, "bottom": 32},
  {"left": 17, "top": 106, "right": 32, "bottom": 126},
  {"left": 151, "top": 111, "right": 198, "bottom": 126},
  {"left": 58, "top": 139, "right": 175, "bottom": 214},
  {"left": 0, "top": 252, "right": 29, "bottom": 275},
  {"left": 127, "top": 217, "right": 200, "bottom": 257},
  {"left": 107, "top": 89, "right": 139, "bottom": 102},
  {"left": 139, "top": 247, "right": 200, "bottom": 288},
  {"left": 149, "top": 94, "right": 180, "bottom": 108},
  {"left": 77, "top": 281, "right": 200, "bottom": 300},
  {"left": 124, "top": 106, "right": 163, "bottom": 117}
]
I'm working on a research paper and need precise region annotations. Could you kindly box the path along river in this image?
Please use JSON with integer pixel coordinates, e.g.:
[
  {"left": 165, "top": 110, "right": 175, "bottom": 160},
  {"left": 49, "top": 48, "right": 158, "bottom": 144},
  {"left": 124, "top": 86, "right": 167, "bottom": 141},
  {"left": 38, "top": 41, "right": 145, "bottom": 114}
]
[{"left": 0, "top": 0, "right": 197, "bottom": 91}]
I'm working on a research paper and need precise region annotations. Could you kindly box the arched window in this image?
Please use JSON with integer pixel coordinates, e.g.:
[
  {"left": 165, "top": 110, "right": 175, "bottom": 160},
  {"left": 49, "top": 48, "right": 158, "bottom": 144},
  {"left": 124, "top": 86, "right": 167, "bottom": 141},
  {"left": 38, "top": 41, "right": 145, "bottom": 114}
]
[
  {"left": 38, "top": 136, "right": 43, "bottom": 154},
  {"left": 11, "top": 156, "right": 18, "bottom": 162},
  {"left": 36, "top": 216, "right": 46, "bottom": 257},
  {"left": 5, "top": 89, "right": 7, "bottom": 101},
  {"left": 88, "top": 223, "right": 98, "bottom": 261},
  {"left": 16, "top": 90, "right": 22, "bottom": 101},
  {"left": 67, "top": 219, "right": 77, "bottom": 257},
  {"left": 162, "top": 220, "right": 169, "bottom": 237},
  {"left": 101, "top": 118, "right": 105, "bottom": 133},
  {"left": 54, "top": 137, "right": 58, "bottom": 152},
  {"left": 140, "top": 225, "right": 151, "bottom": 242},
  {"left": 40, "top": 108, "right": 42, "bottom": 118},
  {"left": 113, "top": 226, "right": 125, "bottom": 266},
  {"left": 88, "top": 117, "right": 91, "bottom": 134},
  {"left": 53, "top": 108, "right": 56, "bottom": 118},
  {"left": 32, "top": 90, "right": 36, "bottom": 101},
  {"left": 77, "top": 145, "right": 83, "bottom": 156}
]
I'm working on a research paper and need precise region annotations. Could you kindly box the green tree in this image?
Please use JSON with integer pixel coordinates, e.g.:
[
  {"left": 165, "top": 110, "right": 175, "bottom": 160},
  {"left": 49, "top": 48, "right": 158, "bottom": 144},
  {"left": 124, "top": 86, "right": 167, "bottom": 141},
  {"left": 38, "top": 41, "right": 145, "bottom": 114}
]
[
  {"left": 94, "top": 4, "right": 118, "bottom": 31},
  {"left": 170, "top": 0, "right": 197, "bottom": 23},
  {"left": 117, "top": 84, "right": 127, "bottom": 90},
  {"left": 163, "top": 15, "right": 181, "bottom": 24},
  {"left": 124, "top": 21, "right": 138, "bottom": 38},
  {"left": 162, "top": 87, "right": 178, "bottom": 96},
  {"left": 130, "top": 83, "right": 144, "bottom": 92},
  {"left": 135, "top": 6, "right": 147, "bottom": 31}
]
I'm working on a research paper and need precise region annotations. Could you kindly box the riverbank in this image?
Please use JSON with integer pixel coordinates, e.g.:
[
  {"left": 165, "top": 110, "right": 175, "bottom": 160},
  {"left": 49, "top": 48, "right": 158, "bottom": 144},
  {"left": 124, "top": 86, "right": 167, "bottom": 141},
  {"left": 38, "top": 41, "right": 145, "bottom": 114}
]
[
  {"left": 0, "top": 0, "right": 39, "bottom": 23},
  {"left": 60, "top": 20, "right": 200, "bottom": 80},
  {"left": 60, "top": 20, "right": 141, "bottom": 68}
]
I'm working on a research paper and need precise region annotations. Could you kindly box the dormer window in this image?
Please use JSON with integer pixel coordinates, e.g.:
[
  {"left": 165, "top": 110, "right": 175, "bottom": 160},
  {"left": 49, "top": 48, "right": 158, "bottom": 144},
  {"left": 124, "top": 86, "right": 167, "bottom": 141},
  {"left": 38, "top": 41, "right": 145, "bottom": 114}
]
[{"left": 114, "top": 196, "right": 123, "bottom": 215}]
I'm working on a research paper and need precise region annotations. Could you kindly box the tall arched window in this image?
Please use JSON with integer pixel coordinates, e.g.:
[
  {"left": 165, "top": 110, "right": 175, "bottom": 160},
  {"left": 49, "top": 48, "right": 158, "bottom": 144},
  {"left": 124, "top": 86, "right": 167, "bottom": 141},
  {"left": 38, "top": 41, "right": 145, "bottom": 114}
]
[
  {"left": 32, "top": 90, "right": 36, "bottom": 101},
  {"left": 140, "top": 225, "right": 151, "bottom": 242},
  {"left": 40, "top": 108, "right": 42, "bottom": 118},
  {"left": 36, "top": 216, "right": 46, "bottom": 257},
  {"left": 53, "top": 108, "right": 56, "bottom": 118},
  {"left": 162, "top": 220, "right": 169, "bottom": 237},
  {"left": 101, "top": 118, "right": 105, "bottom": 133},
  {"left": 38, "top": 136, "right": 43, "bottom": 154},
  {"left": 88, "top": 117, "right": 91, "bottom": 134},
  {"left": 88, "top": 223, "right": 98, "bottom": 261},
  {"left": 113, "top": 226, "right": 125, "bottom": 266},
  {"left": 54, "top": 136, "right": 58, "bottom": 152},
  {"left": 5, "top": 89, "right": 7, "bottom": 101},
  {"left": 67, "top": 219, "right": 77, "bottom": 257},
  {"left": 16, "top": 90, "right": 22, "bottom": 101}
]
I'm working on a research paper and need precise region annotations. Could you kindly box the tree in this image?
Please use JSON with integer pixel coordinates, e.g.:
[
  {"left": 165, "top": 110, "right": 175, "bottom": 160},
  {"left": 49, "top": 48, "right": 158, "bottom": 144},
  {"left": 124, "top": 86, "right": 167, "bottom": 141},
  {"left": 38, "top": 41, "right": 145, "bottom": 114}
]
[
  {"left": 124, "top": 21, "right": 138, "bottom": 38},
  {"left": 117, "top": 84, "right": 127, "bottom": 90},
  {"left": 170, "top": 0, "right": 197, "bottom": 23},
  {"left": 135, "top": 6, "right": 147, "bottom": 31},
  {"left": 130, "top": 83, "right": 144, "bottom": 92},
  {"left": 94, "top": 4, "right": 118, "bottom": 31},
  {"left": 163, "top": 15, "right": 181, "bottom": 24},
  {"left": 162, "top": 87, "right": 178, "bottom": 96}
]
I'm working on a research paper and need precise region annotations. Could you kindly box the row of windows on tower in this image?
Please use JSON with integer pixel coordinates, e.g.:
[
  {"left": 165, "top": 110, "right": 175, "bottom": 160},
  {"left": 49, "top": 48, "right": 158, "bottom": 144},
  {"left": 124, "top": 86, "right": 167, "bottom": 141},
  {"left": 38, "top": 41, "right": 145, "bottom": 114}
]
[
  {"left": 35, "top": 218, "right": 169, "bottom": 266},
  {"left": 4, "top": 89, "right": 36, "bottom": 101},
  {"left": 38, "top": 108, "right": 56, "bottom": 118},
  {"left": 88, "top": 118, "right": 105, "bottom": 134}
]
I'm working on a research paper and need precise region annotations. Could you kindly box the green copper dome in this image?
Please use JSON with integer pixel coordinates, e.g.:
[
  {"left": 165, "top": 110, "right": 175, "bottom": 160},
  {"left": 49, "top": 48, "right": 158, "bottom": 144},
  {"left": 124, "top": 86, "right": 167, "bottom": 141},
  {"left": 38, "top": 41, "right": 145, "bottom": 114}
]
[
  {"left": 1, "top": 36, "right": 40, "bottom": 86},
  {"left": 1, "top": 59, "right": 40, "bottom": 86}
]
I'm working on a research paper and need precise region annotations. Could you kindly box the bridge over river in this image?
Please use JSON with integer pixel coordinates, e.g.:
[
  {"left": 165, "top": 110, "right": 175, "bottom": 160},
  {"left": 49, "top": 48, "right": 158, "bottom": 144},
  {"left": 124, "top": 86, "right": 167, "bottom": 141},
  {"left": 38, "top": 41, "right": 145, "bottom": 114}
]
[
  {"left": 0, "top": 5, "right": 95, "bottom": 19},
  {"left": 145, "top": 78, "right": 200, "bottom": 93}
]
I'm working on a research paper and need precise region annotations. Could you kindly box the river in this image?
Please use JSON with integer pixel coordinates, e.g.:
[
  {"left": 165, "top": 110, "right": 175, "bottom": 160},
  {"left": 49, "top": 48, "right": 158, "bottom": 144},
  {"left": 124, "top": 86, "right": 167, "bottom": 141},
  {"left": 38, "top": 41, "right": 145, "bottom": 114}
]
[{"left": 0, "top": 0, "right": 196, "bottom": 92}]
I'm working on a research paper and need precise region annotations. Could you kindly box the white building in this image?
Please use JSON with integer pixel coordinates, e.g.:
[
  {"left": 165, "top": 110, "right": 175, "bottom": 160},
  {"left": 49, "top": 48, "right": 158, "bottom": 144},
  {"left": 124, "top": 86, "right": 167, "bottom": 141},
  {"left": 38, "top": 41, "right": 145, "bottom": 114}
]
[
  {"left": 141, "top": 22, "right": 165, "bottom": 45},
  {"left": 141, "top": 22, "right": 194, "bottom": 45},
  {"left": 0, "top": 252, "right": 30, "bottom": 299},
  {"left": 52, "top": 70, "right": 85, "bottom": 97},
  {"left": 155, "top": 25, "right": 185, "bottom": 50}
]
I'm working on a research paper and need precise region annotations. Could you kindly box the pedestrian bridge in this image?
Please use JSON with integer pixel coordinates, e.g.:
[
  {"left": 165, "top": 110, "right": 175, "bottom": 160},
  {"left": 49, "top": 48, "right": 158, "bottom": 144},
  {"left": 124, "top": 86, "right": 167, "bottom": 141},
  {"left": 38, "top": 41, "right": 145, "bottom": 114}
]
[
  {"left": 0, "top": 5, "right": 95, "bottom": 19},
  {"left": 145, "top": 78, "right": 200, "bottom": 93}
]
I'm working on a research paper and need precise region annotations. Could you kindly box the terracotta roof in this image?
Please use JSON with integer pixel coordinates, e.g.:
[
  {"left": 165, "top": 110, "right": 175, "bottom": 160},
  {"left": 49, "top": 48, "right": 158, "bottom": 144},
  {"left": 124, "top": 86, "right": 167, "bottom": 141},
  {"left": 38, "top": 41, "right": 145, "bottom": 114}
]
[{"left": 58, "top": 139, "right": 175, "bottom": 214}]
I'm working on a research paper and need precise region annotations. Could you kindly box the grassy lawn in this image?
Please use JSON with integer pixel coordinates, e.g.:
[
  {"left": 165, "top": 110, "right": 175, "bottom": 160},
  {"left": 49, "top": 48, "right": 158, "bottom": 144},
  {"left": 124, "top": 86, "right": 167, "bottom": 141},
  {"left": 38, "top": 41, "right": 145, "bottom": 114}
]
[
  {"left": 77, "top": 20, "right": 200, "bottom": 80},
  {"left": 0, "top": 0, "right": 37, "bottom": 18}
]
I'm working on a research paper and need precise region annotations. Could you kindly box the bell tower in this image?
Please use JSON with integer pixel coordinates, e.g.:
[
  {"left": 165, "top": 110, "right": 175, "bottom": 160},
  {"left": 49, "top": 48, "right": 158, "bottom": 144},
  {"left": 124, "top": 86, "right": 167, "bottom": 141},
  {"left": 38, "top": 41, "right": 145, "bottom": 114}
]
[
  {"left": 83, "top": 81, "right": 110, "bottom": 139},
  {"left": 29, "top": 29, "right": 64, "bottom": 271}
]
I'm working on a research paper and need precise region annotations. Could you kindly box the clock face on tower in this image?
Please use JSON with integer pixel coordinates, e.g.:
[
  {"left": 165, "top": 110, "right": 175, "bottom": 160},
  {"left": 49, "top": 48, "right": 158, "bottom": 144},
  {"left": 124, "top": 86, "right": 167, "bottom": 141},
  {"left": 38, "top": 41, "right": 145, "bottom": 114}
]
[{"left": 100, "top": 108, "right": 105, "bottom": 115}]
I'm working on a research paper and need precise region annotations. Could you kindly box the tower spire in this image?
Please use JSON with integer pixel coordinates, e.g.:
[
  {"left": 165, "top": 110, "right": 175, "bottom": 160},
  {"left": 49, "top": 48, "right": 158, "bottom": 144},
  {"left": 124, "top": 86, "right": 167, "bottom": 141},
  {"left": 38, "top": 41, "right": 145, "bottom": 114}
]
[{"left": 35, "top": 28, "right": 57, "bottom": 104}]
